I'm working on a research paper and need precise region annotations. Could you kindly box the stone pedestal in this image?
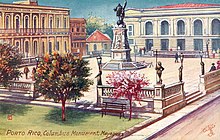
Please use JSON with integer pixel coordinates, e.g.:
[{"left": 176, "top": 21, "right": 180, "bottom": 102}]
[
  {"left": 153, "top": 84, "right": 165, "bottom": 114},
  {"left": 102, "top": 27, "right": 147, "bottom": 70}
]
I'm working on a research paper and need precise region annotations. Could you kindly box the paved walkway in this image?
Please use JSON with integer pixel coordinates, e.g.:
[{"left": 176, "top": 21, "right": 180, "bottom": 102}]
[{"left": 123, "top": 89, "right": 220, "bottom": 140}]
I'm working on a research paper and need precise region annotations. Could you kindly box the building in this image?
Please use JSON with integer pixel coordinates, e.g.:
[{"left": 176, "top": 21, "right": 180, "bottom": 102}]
[
  {"left": 125, "top": 3, "right": 220, "bottom": 56},
  {"left": 86, "top": 30, "right": 112, "bottom": 56},
  {"left": 70, "top": 18, "right": 86, "bottom": 58},
  {"left": 0, "top": 0, "right": 71, "bottom": 58}
]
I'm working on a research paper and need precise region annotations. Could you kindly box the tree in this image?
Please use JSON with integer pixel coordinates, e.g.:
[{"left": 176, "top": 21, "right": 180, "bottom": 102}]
[
  {"left": 35, "top": 52, "right": 93, "bottom": 121},
  {"left": 0, "top": 43, "right": 22, "bottom": 86},
  {"left": 106, "top": 71, "right": 149, "bottom": 120},
  {"left": 86, "top": 16, "right": 113, "bottom": 40}
]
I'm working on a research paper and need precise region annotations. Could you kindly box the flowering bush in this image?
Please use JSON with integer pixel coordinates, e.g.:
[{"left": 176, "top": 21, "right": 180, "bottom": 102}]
[{"left": 106, "top": 71, "right": 149, "bottom": 120}]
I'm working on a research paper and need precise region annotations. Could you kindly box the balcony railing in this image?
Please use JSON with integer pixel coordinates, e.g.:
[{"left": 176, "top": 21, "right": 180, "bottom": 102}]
[{"left": 0, "top": 28, "right": 69, "bottom": 35}]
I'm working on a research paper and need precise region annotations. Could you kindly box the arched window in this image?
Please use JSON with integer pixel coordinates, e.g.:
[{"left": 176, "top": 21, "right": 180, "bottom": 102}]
[
  {"left": 33, "top": 41, "right": 37, "bottom": 56},
  {"left": 64, "top": 41, "right": 67, "bottom": 52},
  {"left": 145, "top": 22, "right": 153, "bottom": 35},
  {"left": 33, "top": 16, "right": 37, "bottom": 33},
  {"left": 42, "top": 42, "right": 45, "bottom": 55},
  {"left": 24, "top": 16, "right": 29, "bottom": 29},
  {"left": 177, "top": 20, "right": 185, "bottom": 35},
  {"left": 16, "top": 42, "right": 20, "bottom": 51},
  {"left": 212, "top": 19, "right": 220, "bottom": 35},
  {"left": 15, "top": 16, "right": 20, "bottom": 33},
  {"left": 194, "top": 20, "right": 203, "bottom": 35},
  {"left": 5, "top": 16, "right": 10, "bottom": 29},
  {"left": 42, "top": 17, "right": 45, "bottom": 29},
  {"left": 56, "top": 18, "right": 60, "bottom": 28},
  {"left": 49, "top": 17, "right": 53, "bottom": 29},
  {"left": 49, "top": 42, "right": 52, "bottom": 54},
  {"left": 64, "top": 18, "right": 67, "bottom": 28},
  {"left": 56, "top": 41, "right": 59, "bottom": 51},
  {"left": 94, "top": 44, "right": 97, "bottom": 51},
  {"left": 161, "top": 21, "right": 169, "bottom": 35},
  {"left": 25, "top": 41, "right": 29, "bottom": 55}
]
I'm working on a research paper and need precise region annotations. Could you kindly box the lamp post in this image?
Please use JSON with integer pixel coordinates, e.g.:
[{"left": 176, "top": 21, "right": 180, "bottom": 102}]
[
  {"left": 155, "top": 49, "right": 158, "bottom": 83},
  {"left": 200, "top": 51, "right": 205, "bottom": 75},
  {"left": 96, "top": 55, "right": 102, "bottom": 71},
  {"left": 96, "top": 55, "right": 102, "bottom": 85},
  {"left": 180, "top": 53, "right": 184, "bottom": 67},
  {"left": 206, "top": 39, "right": 210, "bottom": 58}
]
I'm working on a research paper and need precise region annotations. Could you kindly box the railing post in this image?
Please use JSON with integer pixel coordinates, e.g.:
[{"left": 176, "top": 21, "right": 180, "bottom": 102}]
[
  {"left": 198, "top": 75, "right": 206, "bottom": 95},
  {"left": 31, "top": 83, "right": 35, "bottom": 100},
  {"left": 96, "top": 85, "right": 102, "bottom": 106},
  {"left": 153, "top": 84, "right": 165, "bottom": 115}
]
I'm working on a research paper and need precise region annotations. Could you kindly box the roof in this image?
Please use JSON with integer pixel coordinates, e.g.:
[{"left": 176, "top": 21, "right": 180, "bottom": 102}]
[
  {"left": 86, "top": 30, "right": 111, "bottom": 42},
  {"left": 153, "top": 3, "right": 220, "bottom": 9}
]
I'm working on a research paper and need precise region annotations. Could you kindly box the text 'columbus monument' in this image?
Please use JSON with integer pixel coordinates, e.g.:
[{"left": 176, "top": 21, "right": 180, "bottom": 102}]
[{"left": 102, "top": 0, "right": 147, "bottom": 70}]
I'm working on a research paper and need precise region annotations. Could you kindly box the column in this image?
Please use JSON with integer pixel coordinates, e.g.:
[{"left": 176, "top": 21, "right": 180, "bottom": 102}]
[
  {"left": 2, "top": 12, "right": 5, "bottom": 28},
  {"left": 21, "top": 13, "right": 24, "bottom": 29},
  {"left": 30, "top": 13, "right": 33, "bottom": 29},
  {"left": 11, "top": 13, "right": 14, "bottom": 29}
]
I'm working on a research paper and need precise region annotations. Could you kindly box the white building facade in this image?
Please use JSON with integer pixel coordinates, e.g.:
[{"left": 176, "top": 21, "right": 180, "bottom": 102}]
[{"left": 125, "top": 3, "right": 220, "bottom": 55}]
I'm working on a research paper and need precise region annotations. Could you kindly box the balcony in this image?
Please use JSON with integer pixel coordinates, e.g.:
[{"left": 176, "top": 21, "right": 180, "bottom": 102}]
[{"left": 0, "top": 28, "right": 70, "bottom": 36}]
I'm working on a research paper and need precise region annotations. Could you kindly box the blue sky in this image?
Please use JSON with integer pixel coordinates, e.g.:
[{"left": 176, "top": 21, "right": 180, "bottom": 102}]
[{"left": 1, "top": 0, "right": 220, "bottom": 23}]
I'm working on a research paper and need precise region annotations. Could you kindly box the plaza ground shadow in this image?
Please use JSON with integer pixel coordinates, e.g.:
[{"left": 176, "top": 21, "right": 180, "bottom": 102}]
[
  {"left": 45, "top": 108, "right": 95, "bottom": 126},
  {"left": 0, "top": 102, "right": 31, "bottom": 116}
]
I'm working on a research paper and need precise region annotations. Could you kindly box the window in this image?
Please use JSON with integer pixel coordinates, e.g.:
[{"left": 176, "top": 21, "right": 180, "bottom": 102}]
[
  {"left": 56, "top": 42, "right": 60, "bottom": 51},
  {"left": 194, "top": 39, "right": 203, "bottom": 51},
  {"left": 24, "top": 16, "right": 29, "bottom": 30},
  {"left": 49, "top": 42, "right": 52, "bottom": 54},
  {"left": 64, "top": 18, "right": 67, "bottom": 28},
  {"left": 161, "top": 39, "right": 169, "bottom": 50},
  {"left": 42, "top": 17, "right": 45, "bottom": 29},
  {"left": 161, "top": 21, "right": 169, "bottom": 35},
  {"left": 212, "top": 39, "right": 220, "bottom": 51},
  {"left": 56, "top": 18, "right": 60, "bottom": 28},
  {"left": 129, "top": 39, "right": 134, "bottom": 45},
  {"left": 15, "top": 16, "right": 20, "bottom": 33},
  {"left": 42, "top": 42, "right": 45, "bottom": 55},
  {"left": 72, "top": 28, "right": 74, "bottom": 32},
  {"left": 93, "top": 44, "right": 97, "bottom": 51},
  {"left": 64, "top": 41, "right": 67, "bottom": 52},
  {"left": 76, "top": 27, "right": 80, "bottom": 32},
  {"left": 145, "top": 39, "right": 153, "bottom": 51},
  {"left": 128, "top": 25, "right": 134, "bottom": 36},
  {"left": 104, "top": 44, "right": 108, "bottom": 50},
  {"left": 145, "top": 22, "right": 153, "bottom": 35},
  {"left": 6, "top": 16, "right": 10, "bottom": 29},
  {"left": 212, "top": 19, "right": 220, "bottom": 35},
  {"left": 194, "top": 20, "right": 203, "bottom": 35},
  {"left": 177, "top": 39, "right": 185, "bottom": 50},
  {"left": 49, "top": 17, "right": 53, "bottom": 29},
  {"left": 33, "top": 17, "right": 37, "bottom": 32},
  {"left": 33, "top": 41, "right": 37, "bottom": 55},
  {"left": 16, "top": 42, "right": 20, "bottom": 51},
  {"left": 25, "top": 41, "right": 29, "bottom": 53},
  {"left": 177, "top": 20, "right": 185, "bottom": 35},
  {"left": 82, "top": 28, "right": 85, "bottom": 32}
]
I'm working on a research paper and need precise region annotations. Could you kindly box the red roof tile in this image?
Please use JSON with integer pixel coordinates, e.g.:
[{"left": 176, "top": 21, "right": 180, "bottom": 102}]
[
  {"left": 86, "top": 30, "right": 111, "bottom": 42},
  {"left": 153, "top": 3, "right": 220, "bottom": 9}
]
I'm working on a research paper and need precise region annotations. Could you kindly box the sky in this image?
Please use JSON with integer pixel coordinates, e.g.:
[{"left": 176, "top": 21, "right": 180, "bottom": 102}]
[{"left": 1, "top": 0, "right": 220, "bottom": 23}]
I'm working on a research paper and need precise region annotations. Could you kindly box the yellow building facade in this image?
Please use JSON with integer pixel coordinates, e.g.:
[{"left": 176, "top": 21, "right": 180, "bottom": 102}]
[
  {"left": 125, "top": 3, "right": 220, "bottom": 56},
  {"left": 0, "top": 0, "right": 71, "bottom": 58}
]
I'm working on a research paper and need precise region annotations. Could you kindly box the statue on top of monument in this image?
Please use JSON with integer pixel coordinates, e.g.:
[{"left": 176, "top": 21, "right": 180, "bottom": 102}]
[{"left": 114, "top": 0, "right": 127, "bottom": 27}]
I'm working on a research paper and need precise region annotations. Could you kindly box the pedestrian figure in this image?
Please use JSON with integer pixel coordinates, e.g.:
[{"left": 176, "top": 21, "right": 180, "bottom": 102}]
[
  {"left": 155, "top": 61, "right": 165, "bottom": 84},
  {"left": 32, "top": 67, "right": 36, "bottom": 81},
  {"left": 175, "top": 52, "right": 179, "bottom": 63},
  {"left": 217, "top": 60, "right": 220, "bottom": 70},
  {"left": 23, "top": 66, "right": 30, "bottom": 79},
  {"left": 179, "top": 66, "right": 183, "bottom": 82},
  {"left": 139, "top": 48, "right": 142, "bottom": 56},
  {"left": 209, "top": 63, "right": 216, "bottom": 72},
  {"left": 143, "top": 47, "right": 146, "bottom": 55}
]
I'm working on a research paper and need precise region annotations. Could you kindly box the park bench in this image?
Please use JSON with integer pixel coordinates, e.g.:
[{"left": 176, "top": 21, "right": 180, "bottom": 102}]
[{"left": 101, "top": 101, "right": 127, "bottom": 119}]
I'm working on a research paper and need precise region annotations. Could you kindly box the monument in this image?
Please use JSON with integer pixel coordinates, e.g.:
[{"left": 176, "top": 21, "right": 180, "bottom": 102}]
[{"left": 102, "top": 0, "right": 147, "bottom": 70}]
